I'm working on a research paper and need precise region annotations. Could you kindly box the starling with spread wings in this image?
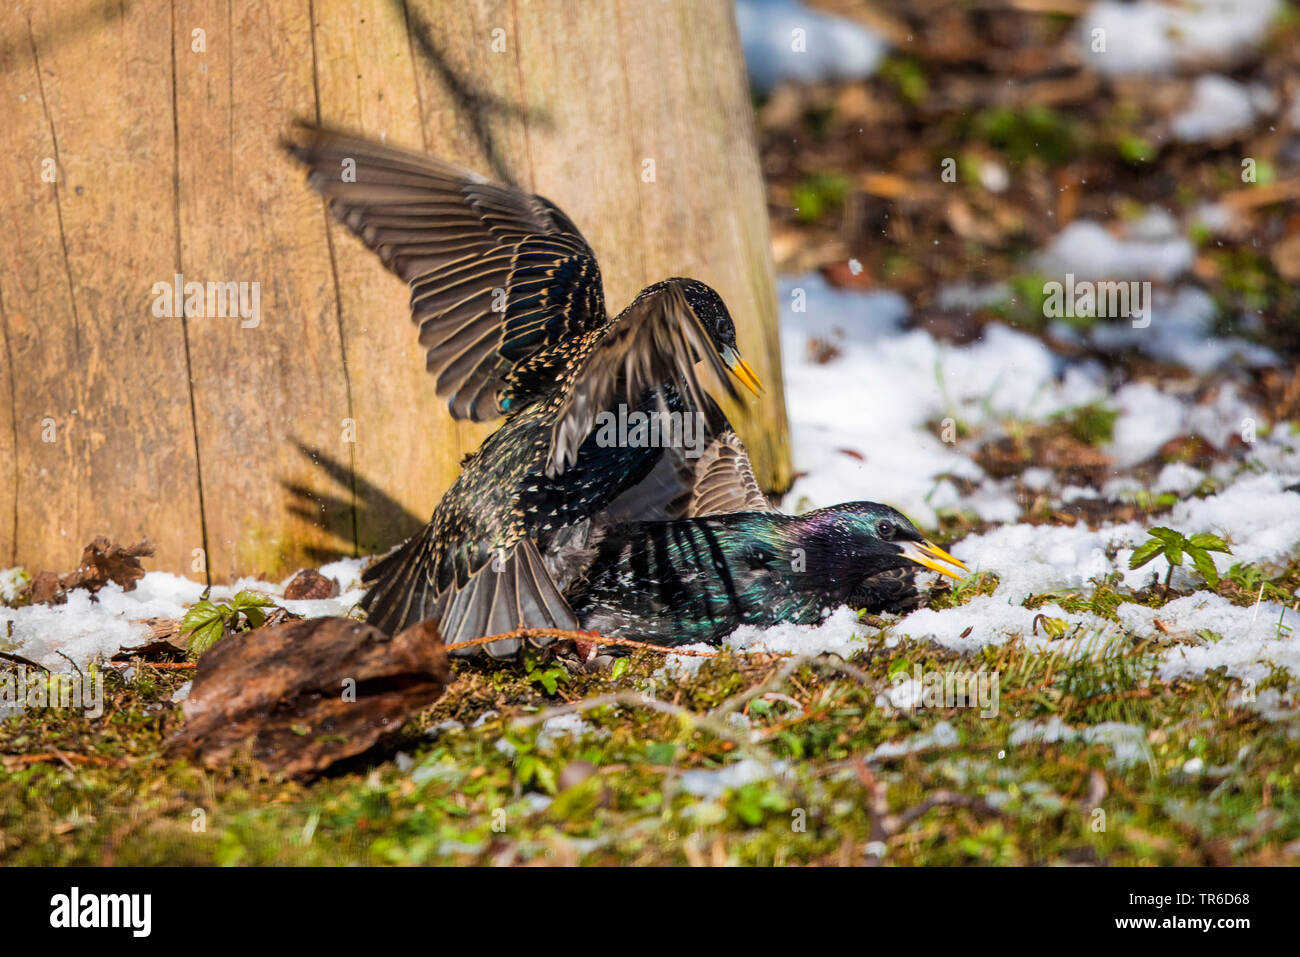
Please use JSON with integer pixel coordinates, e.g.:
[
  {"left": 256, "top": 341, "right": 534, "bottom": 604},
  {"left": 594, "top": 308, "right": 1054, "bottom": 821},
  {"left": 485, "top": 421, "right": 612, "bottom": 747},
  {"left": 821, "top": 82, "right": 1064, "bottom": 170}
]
[{"left": 286, "top": 124, "right": 764, "bottom": 654}]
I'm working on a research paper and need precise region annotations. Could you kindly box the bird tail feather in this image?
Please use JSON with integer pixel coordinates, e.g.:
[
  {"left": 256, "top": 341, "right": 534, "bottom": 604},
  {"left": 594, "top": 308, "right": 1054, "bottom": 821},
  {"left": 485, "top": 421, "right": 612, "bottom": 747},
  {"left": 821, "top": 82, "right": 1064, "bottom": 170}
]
[
  {"left": 360, "top": 525, "right": 441, "bottom": 637},
  {"left": 361, "top": 529, "right": 577, "bottom": 659}
]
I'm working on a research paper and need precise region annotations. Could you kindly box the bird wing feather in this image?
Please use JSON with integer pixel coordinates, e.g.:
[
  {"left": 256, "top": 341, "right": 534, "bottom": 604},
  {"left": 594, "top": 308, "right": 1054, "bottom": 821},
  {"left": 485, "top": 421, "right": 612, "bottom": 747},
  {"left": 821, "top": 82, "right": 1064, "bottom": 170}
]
[
  {"left": 284, "top": 122, "right": 606, "bottom": 421},
  {"left": 686, "top": 429, "right": 775, "bottom": 516},
  {"left": 437, "top": 537, "right": 578, "bottom": 657}
]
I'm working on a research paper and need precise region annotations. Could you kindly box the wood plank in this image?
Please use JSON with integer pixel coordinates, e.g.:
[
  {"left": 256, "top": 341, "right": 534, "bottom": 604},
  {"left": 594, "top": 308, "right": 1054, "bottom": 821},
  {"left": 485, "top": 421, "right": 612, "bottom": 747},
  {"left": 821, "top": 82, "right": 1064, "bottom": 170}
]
[
  {"left": 0, "top": 1, "right": 204, "bottom": 573},
  {"left": 308, "top": 0, "right": 493, "bottom": 558},
  {"left": 173, "top": 0, "right": 354, "bottom": 580},
  {"left": 2, "top": 0, "right": 790, "bottom": 579}
]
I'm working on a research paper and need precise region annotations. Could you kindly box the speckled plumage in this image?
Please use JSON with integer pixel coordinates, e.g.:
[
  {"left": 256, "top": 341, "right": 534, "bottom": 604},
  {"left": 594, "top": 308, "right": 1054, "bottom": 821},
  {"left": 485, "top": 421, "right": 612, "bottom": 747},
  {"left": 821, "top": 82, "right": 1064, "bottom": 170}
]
[
  {"left": 286, "top": 124, "right": 763, "bottom": 655},
  {"left": 567, "top": 503, "right": 947, "bottom": 646}
]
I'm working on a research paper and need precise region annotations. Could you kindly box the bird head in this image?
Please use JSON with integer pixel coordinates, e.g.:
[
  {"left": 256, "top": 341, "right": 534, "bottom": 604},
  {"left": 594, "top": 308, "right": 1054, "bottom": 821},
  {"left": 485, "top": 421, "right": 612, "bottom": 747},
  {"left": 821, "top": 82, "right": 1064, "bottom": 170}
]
[
  {"left": 673, "top": 278, "right": 764, "bottom": 397},
  {"left": 805, "top": 503, "right": 968, "bottom": 581}
]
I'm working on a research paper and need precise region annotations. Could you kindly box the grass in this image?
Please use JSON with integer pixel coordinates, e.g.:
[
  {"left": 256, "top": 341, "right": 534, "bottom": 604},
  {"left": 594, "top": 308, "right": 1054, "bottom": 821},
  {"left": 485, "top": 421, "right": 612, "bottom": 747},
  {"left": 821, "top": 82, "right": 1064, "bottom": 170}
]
[{"left": 3, "top": 560, "right": 1297, "bottom": 866}]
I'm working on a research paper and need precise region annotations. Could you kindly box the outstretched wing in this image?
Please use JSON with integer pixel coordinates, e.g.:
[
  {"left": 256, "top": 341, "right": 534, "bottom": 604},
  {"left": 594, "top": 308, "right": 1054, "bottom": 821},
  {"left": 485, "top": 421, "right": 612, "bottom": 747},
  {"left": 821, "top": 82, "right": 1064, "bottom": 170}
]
[
  {"left": 547, "top": 280, "right": 740, "bottom": 476},
  {"left": 285, "top": 123, "right": 606, "bottom": 421}
]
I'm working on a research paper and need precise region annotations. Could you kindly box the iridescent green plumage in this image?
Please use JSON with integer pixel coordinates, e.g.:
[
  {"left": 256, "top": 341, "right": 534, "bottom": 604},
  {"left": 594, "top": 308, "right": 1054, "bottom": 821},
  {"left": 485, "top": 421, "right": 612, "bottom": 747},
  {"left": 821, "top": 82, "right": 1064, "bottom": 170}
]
[{"left": 567, "top": 503, "right": 961, "bottom": 646}]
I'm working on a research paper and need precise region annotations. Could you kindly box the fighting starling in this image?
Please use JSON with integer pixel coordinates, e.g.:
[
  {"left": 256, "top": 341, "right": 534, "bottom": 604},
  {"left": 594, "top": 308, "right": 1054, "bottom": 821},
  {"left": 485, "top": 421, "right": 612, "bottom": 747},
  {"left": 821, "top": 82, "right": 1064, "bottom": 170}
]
[
  {"left": 566, "top": 502, "right": 968, "bottom": 646},
  {"left": 285, "top": 125, "right": 764, "bottom": 654}
]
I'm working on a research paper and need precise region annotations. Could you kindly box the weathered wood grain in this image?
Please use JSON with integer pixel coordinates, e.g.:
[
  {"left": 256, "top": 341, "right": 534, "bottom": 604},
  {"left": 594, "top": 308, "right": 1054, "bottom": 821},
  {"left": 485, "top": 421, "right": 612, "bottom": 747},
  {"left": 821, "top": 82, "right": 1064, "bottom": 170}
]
[
  {"left": 309, "top": 0, "right": 494, "bottom": 560},
  {"left": 0, "top": 0, "right": 790, "bottom": 580},
  {"left": 0, "top": 2, "right": 204, "bottom": 574}
]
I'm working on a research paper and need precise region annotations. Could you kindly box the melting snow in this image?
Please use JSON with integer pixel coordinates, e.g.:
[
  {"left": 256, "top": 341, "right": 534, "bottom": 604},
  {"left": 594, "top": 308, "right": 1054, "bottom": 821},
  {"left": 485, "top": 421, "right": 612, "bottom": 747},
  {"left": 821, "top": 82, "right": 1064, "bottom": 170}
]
[
  {"left": 1, "top": 560, "right": 367, "bottom": 669},
  {"left": 1075, "top": 0, "right": 1281, "bottom": 76},
  {"left": 747, "top": 274, "right": 1300, "bottom": 690},
  {"left": 1036, "top": 218, "right": 1194, "bottom": 284},
  {"left": 1172, "top": 74, "right": 1272, "bottom": 142},
  {"left": 735, "top": 0, "right": 886, "bottom": 91}
]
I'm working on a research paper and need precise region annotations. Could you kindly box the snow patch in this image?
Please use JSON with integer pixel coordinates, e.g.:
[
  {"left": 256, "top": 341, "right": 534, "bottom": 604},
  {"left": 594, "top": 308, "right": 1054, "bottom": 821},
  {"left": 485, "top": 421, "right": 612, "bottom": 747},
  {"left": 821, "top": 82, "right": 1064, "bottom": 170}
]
[{"left": 736, "top": 0, "right": 886, "bottom": 91}]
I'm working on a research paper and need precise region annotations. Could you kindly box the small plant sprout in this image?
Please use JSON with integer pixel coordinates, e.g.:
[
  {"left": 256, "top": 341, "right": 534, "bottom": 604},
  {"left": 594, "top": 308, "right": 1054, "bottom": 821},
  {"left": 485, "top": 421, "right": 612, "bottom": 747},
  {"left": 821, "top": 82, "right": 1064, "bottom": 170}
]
[
  {"left": 181, "top": 589, "right": 278, "bottom": 656},
  {"left": 1129, "top": 527, "right": 1232, "bottom": 594}
]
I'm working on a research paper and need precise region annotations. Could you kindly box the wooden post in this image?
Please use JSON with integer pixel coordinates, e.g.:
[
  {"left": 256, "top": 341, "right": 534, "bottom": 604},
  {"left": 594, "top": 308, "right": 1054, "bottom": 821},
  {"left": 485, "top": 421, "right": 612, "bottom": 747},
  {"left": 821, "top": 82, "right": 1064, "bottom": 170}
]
[{"left": 0, "top": 0, "right": 790, "bottom": 581}]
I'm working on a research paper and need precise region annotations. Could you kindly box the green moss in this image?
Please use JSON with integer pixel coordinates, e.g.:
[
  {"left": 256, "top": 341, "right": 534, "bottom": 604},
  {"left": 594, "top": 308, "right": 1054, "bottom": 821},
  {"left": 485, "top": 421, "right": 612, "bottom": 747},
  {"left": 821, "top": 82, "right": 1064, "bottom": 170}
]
[
  {"left": 1051, "top": 402, "right": 1118, "bottom": 446},
  {"left": 3, "top": 593, "right": 1297, "bottom": 865},
  {"left": 790, "top": 172, "right": 850, "bottom": 224},
  {"left": 968, "top": 105, "right": 1080, "bottom": 167},
  {"left": 927, "top": 572, "right": 1000, "bottom": 610}
]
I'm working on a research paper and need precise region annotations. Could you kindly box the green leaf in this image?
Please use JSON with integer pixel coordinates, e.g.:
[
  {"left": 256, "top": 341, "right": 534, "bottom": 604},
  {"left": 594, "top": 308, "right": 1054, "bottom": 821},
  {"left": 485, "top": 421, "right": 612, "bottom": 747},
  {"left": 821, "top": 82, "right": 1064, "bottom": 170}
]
[
  {"left": 181, "top": 599, "right": 229, "bottom": 656},
  {"left": 1129, "top": 540, "right": 1164, "bottom": 569},
  {"left": 516, "top": 755, "right": 537, "bottom": 786},
  {"left": 887, "top": 657, "right": 912, "bottom": 679},
  {"left": 1038, "top": 616, "right": 1069, "bottom": 638},
  {"left": 532, "top": 761, "right": 557, "bottom": 795},
  {"left": 186, "top": 618, "right": 226, "bottom": 656},
  {"left": 181, "top": 598, "right": 222, "bottom": 631},
  {"left": 1189, "top": 548, "right": 1220, "bottom": 586},
  {"left": 1188, "top": 533, "right": 1231, "bottom": 554},
  {"left": 609, "top": 657, "right": 629, "bottom": 680},
  {"left": 1146, "top": 527, "right": 1184, "bottom": 546},
  {"left": 1162, "top": 542, "right": 1183, "bottom": 567},
  {"left": 230, "top": 590, "right": 275, "bottom": 614}
]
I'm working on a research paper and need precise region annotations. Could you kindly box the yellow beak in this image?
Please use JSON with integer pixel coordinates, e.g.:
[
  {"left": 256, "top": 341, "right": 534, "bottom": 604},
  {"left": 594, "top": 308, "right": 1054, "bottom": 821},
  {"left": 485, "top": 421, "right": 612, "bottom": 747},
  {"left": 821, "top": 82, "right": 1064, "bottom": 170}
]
[
  {"left": 733, "top": 353, "right": 759, "bottom": 395},
  {"left": 899, "top": 540, "right": 969, "bottom": 580},
  {"left": 722, "top": 348, "right": 764, "bottom": 397}
]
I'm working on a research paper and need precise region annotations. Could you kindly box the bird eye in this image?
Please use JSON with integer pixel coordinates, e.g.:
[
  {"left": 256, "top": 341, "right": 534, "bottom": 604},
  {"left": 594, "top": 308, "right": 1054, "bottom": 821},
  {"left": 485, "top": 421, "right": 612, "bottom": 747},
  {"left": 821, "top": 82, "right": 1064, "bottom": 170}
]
[{"left": 878, "top": 520, "right": 895, "bottom": 540}]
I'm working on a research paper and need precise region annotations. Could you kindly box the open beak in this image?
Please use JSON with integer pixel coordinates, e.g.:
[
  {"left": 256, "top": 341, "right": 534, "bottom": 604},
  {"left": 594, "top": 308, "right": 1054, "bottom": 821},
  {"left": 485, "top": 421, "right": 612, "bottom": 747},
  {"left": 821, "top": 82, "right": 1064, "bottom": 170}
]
[
  {"left": 721, "top": 346, "right": 764, "bottom": 397},
  {"left": 898, "top": 540, "right": 969, "bottom": 581}
]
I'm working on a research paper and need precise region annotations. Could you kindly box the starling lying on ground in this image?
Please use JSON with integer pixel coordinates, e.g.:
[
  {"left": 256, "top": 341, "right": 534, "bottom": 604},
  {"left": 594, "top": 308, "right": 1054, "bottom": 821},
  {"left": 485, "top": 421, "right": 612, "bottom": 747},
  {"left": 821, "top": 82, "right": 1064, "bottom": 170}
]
[
  {"left": 565, "top": 502, "right": 968, "bottom": 646},
  {"left": 285, "top": 125, "right": 764, "bottom": 654}
]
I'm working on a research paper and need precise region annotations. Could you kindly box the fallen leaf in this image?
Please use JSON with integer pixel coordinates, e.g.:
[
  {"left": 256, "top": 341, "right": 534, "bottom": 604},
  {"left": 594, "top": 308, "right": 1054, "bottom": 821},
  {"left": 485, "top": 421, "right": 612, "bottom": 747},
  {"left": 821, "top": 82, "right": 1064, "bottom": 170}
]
[
  {"left": 114, "top": 618, "right": 186, "bottom": 661},
  {"left": 284, "top": 569, "right": 341, "bottom": 601},
  {"left": 30, "top": 537, "right": 154, "bottom": 605},
  {"left": 1157, "top": 434, "right": 1219, "bottom": 468}
]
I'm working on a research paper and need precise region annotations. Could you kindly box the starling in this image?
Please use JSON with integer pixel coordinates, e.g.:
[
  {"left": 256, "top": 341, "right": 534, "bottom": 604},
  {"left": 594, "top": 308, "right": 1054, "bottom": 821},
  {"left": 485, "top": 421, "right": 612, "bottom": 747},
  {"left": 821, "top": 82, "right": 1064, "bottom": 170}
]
[
  {"left": 285, "top": 125, "right": 764, "bottom": 654},
  {"left": 566, "top": 502, "right": 968, "bottom": 646}
]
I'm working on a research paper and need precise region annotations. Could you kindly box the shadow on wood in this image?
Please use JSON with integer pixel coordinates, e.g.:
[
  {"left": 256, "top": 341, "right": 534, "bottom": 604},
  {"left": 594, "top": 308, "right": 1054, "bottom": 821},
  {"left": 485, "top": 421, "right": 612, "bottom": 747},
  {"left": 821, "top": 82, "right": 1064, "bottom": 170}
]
[{"left": 0, "top": 0, "right": 790, "bottom": 581}]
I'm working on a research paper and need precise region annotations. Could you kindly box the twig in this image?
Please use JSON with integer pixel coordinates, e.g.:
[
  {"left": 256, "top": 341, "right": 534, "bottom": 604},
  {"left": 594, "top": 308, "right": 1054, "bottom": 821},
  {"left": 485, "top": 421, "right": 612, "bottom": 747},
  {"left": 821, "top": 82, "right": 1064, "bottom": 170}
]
[
  {"left": 511, "top": 691, "right": 743, "bottom": 741},
  {"left": 852, "top": 757, "right": 890, "bottom": 867},
  {"left": 54, "top": 650, "right": 83, "bottom": 677},
  {"left": 0, "top": 651, "right": 48, "bottom": 672},
  {"left": 443, "top": 627, "right": 785, "bottom": 658},
  {"left": 711, "top": 655, "right": 812, "bottom": 717},
  {"left": 850, "top": 758, "right": 1003, "bottom": 865},
  {"left": 507, "top": 691, "right": 808, "bottom": 808},
  {"left": 3, "top": 751, "right": 124, "bottom": 768},
  {"left": 888, "top": 790, "right": 1002, "bottom": 832},
  {"left": 711, "top": 653, "right": 880, "bottom": 720}
]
